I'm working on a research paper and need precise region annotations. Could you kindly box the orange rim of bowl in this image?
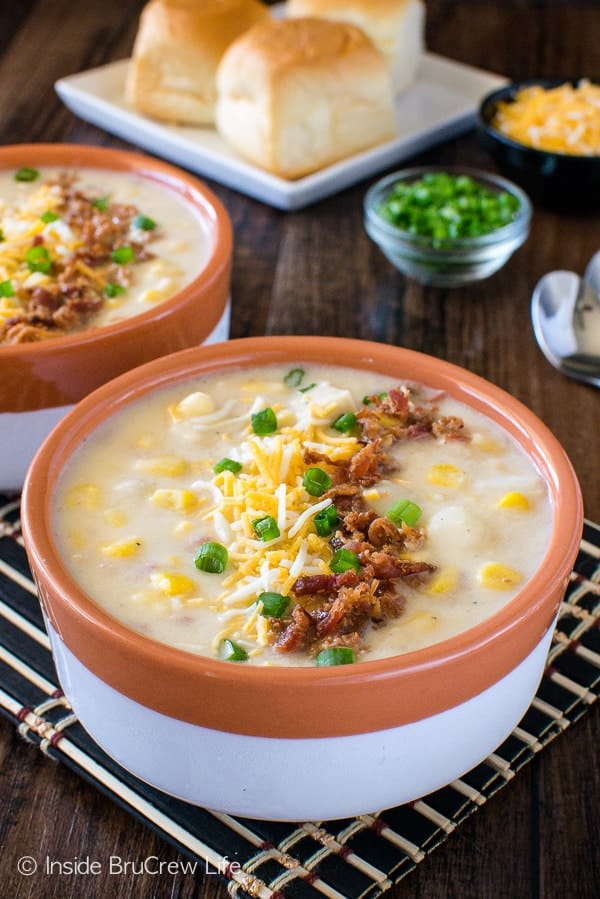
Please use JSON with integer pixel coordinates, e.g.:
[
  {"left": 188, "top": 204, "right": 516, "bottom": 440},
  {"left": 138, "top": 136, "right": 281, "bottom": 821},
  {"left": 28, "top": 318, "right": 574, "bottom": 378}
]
[
  {"left": 0, "top": 144, "right": 232, "bottom": 411},
  {"left": 21, "top": 337, "right": 584, "bottom": 738}
]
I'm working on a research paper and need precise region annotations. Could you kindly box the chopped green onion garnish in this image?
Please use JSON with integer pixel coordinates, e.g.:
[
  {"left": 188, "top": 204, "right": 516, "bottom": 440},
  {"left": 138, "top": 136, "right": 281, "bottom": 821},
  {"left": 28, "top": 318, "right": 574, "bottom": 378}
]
[
  {"left": 0, "top": 280, "right": 14, "bottom": 298},
  {"left": 0, "top": 228, "right": 4, "bottom": 242},
  {"left": 386, "top": 499, "right": 422, "bottom": 527},
  {"left": 194, "top": 541, "right": 228, "bottom": 573},
  {"left": 316, "top": 647, "right": 355, "bottom": 666},
  {"left": 220, "top": 639, "right": 248, "bottom": 662},
  {"left": 303, "top": 467, "right": 332, "bottom": 497},
  {"left": 104, "top": 282, "right": 125, "bottom": 298},
  {"left": 298, "top": 383, "right": 316, "bottom": 393},
  {"left": 378, "top": 172, "right": 520, "bottom": 246},
  {"left": 14, "top": 167, "right": 39, "bottom": 182},
  {"left": 133, "top": 214, "right": 156, "bottom": 231},
  {"left": 314, "top": 505, "right": 339, "bottom": 537},
  {"left": 25, "top": 245, "right": 52, "bottom": 274},
  {"left": 111, "top": 245, "right": 134, "bottom": 264},
  {"left": 40, "top": 210, "right": 59, "bottom": 223},
  {"left": 329, "top": 548, "right": 361, "bottom": 574},
  {"left": 284, "top": 368, "right": 305, "bottom": 388},
  {"left": 252, "top": 515, "right": 280, "bottom": 542},
  {"left": 213, "top": 457, "right": 242, "bottom": 474},
  {"left": 251, "top": 407, "right": 277, "bottom": 435},
  {"left": 331, "top": 412, "right": 358, "bottom": 433},
  {"left": 258, "top": 592, "right": 290, "bottom": 618},
  {"left": 92, "top": 195, "right": 110, "bottom": 211}
]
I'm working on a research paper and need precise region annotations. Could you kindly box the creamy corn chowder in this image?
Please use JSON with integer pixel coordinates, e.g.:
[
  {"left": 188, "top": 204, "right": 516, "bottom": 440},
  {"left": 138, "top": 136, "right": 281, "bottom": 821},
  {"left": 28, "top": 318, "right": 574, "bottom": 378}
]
[
  {"left": 0, "top": 166, "right": 210, "bottom": 343},
  {"left": 53, "top": 364, "right": 552, "bottom": 667}
]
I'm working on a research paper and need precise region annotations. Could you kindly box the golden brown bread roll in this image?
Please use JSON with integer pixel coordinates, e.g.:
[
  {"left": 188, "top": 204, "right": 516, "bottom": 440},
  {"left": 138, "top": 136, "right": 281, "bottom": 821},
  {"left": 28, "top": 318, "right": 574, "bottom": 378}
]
[
  {"left": 215, "top": 17, "right": 396, "bottom": 179},
  {"left": 287, "top": 0, "right": 426, "bottom": 94},
  {"left": 125, "top": 0, "right": 270, "bottom": 125}
]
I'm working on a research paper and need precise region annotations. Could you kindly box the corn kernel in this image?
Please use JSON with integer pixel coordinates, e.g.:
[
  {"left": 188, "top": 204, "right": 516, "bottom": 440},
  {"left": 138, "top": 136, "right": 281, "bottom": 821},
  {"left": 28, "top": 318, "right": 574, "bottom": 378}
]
[
  {"left": 401, "top": 611, "right": 438, "bottom": 634},
  {"left": 135, "top": 434, "right": 156, "bottom": 450},
  {"left": 135, "top": 456, "right": 188, "bottom": 477},
  {"left": 427, "top": 464, "right": 464, "bottom": 488},
  {"left": 103, "top": 508, "right": 128, "bottom": 528},
  {"left": 472, "top": 433, "right": 503, "bottom": 454},
  {"left": 150, "top": 488, "right": 199, "bottom": 512},
  {"left": 140, "top": 287, "right": 169, "bottom": 304},
  {"left": 101, "top": 538, "right": 142, "bottom": 558},
  {"left": 65, "top": 484, "right": 101, "bottom": 509},
  {"left": 426, "top": 567, "right": 459, "bottom": 595},
  {"left": 173, "top": 520, "right": 195, "bottom": 536},
  {"left": 176, "top": 391, "right": 214, "bottom": 418},
  {"left": 150, "top": 572, "right": 196, "bottom": 596},
  {"left": 497, "top": 491, "right": 530, "bottom": 511},
  {"left": 478, "top": 562, "right": 523, "bottom": 590}
]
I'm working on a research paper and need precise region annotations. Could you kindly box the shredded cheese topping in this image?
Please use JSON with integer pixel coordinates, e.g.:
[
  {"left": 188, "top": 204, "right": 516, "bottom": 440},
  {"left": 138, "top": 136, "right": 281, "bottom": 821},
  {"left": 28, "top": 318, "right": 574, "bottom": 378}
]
[{"left": 493, "top": 80, "right": 600, "bottom": 156}]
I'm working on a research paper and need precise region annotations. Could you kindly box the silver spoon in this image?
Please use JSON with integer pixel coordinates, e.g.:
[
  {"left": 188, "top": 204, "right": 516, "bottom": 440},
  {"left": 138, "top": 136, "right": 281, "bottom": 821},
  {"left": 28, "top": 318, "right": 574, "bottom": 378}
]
[{"left": 531, "top": 255, "right": 600, "bottom": 388}]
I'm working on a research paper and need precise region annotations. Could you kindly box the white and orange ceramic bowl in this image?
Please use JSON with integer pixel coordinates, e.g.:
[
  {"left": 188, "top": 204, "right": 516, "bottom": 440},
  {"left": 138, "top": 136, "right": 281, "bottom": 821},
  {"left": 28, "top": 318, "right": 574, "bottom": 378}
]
[
  {"left": 21, "top": 337, "right": 583, "bottom": 820},
  {"left": 0, "top": 143, "right": 232, "bottom": 491}
]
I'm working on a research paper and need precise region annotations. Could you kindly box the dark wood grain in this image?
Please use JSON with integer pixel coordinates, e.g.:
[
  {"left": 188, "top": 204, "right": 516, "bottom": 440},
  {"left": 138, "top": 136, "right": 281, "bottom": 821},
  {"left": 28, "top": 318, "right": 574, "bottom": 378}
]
[{"left": 0, "top": 1, "right": 598, "bottom": 898}]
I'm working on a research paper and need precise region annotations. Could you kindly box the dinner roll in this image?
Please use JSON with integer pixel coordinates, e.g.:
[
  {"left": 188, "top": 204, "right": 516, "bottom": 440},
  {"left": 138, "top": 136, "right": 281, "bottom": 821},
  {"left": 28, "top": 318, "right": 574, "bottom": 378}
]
[
  {"left": 215, "top": 17, "right": 396, "bottom": 179},
  {"left": 287, "top": 0, "right": 426, "bottom": 93},
  {"left": 125, "top": 0, "right": 270, "bottom": 125}
]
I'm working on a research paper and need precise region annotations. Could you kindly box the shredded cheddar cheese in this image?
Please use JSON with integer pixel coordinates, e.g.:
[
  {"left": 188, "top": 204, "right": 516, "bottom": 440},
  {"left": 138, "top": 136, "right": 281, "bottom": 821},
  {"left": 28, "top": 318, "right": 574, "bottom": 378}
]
[{"left": 493, "top": 80, "right": 600, "bottom": 155}]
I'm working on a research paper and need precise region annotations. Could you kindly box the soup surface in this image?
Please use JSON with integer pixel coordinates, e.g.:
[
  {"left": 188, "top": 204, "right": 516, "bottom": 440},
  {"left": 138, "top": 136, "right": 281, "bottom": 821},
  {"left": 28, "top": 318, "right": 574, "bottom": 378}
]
[
  {"left": 53, "top": 363, "right": 552, "bottom": 666},
  {"left": 0, "top": 166, "right": 210, "bottom": 343}
]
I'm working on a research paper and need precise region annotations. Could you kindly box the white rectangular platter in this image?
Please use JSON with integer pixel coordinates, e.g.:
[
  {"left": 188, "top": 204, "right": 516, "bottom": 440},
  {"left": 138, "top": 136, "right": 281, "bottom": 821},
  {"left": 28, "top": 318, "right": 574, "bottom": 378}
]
[{"left": 55, "top": 54, "right": 505, "bottom": 211}]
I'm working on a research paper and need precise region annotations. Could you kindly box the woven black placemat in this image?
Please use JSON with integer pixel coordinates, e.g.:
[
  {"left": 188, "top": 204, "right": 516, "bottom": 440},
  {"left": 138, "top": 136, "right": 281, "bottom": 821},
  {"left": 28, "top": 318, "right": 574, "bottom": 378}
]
[{"left": 1, "top": 493, "right": 598, "bottom": 899}]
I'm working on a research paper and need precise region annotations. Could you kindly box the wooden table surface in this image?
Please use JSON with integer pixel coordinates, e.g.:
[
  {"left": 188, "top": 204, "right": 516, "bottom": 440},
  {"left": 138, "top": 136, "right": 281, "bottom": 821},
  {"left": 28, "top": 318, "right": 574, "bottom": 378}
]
[{"left": 1, "top": 1, "right": 598, "bottom": 897}]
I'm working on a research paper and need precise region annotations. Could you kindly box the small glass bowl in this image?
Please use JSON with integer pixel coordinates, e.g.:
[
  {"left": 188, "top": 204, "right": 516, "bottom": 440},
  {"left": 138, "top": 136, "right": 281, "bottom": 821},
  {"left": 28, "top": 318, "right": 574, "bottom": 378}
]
[{"left": 363, "top": 166, "right": 532, "bottom": 287}]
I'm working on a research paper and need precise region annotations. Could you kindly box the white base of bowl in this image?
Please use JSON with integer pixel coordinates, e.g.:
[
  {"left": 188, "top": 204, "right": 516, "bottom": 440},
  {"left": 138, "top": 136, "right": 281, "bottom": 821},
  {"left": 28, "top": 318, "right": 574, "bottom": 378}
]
[
  {"left": 1, "top": 300, "right": 231, "bottom": 493},
  {"left": 46, "top": 617, "right": 554, "bottom": 821}
]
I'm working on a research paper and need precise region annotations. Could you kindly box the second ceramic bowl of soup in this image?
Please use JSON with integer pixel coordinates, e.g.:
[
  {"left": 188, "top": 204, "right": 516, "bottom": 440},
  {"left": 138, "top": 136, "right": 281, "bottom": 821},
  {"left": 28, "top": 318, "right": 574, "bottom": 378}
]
[
  {"left": 0, "top": 143, "right": 232, "bottom": 490},
  {"left": 21, "top": 336, "right": 582, "bottom": 820}
]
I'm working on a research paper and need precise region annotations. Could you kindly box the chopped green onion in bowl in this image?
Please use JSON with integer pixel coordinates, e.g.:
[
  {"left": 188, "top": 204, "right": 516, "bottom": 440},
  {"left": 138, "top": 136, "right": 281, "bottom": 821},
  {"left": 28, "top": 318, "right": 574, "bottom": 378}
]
[
  {"left": 213, "top": 457, "right": 242, "bottom": 474},
  {"left": 14, "top": 166, "right": 39, "bottom": 182},
  {"left": 195, "top": 541, "right": 228, "bottom": 573},
  {"left": 251, "top": 407, "right": 277, "bottom": 435},
  {"left": 316, "top": 647, "right": 355, "bottom": 666},
  {"left": 378, "top": 171, "right": 520, "bottom": 247},
  {"left": 303, "top": 467, "right": 332, "bottom": 497},
  {"left": 220, "top": 639, "right": 248, "bottom": 662},
  {"left": 364, "top": 166, "right": 532, "bottom": 287},
  {"left": 330, "top": 548, "right": 361, "bottom": 574},
  {"left": 252, "top": 515, "right": 280, "bottom": 542},
  {"left": 387, "top": 499, "right": 422, "bottom": 527},
  {"left": 257, "top": 592, "right": 290, "bottom": 618},
  {"left": 111, "top": 245, "right": 135, "bottom": 264}
]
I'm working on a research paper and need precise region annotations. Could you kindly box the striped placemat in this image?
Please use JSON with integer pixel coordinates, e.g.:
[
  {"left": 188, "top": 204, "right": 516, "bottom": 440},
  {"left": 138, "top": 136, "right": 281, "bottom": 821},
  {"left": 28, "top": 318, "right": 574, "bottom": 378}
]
[{"left": 1, "top": 492, "right": 599, "bottom": 899}]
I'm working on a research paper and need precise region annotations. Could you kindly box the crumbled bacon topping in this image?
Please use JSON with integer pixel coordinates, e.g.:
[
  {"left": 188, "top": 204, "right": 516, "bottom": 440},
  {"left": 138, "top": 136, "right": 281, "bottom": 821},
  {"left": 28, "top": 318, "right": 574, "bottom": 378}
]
[
  {"left": 1, "top": 173, "right": 158, "bottom": 344},
  {"left": 266, "top": 387, "right": 469, "bottom": 658}
]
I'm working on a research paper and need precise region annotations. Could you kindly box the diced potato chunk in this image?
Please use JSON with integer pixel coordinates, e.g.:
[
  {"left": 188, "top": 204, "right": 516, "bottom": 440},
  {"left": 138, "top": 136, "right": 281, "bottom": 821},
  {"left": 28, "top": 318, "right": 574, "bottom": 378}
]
[{"left": 176, "top": 391, "right": 214, "bottom": 417}]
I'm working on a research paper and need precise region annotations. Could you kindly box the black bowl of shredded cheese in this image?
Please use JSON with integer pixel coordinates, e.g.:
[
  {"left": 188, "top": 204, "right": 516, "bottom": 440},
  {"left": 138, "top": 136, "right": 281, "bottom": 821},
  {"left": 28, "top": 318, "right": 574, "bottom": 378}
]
[{"left": 478, "top": 78, "right": 600, "bottom": 209}]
